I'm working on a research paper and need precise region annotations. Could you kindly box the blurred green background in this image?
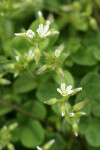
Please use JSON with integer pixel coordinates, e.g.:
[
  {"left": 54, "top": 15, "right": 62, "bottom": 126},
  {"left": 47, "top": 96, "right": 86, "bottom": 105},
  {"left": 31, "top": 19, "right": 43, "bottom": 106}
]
[{"left": 0, "top": 0, "right": 100, "bottom": 150}]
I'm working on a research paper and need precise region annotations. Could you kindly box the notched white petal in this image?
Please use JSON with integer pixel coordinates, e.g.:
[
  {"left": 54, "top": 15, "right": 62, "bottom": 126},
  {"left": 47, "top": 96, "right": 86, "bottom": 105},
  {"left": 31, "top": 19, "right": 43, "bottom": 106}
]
[
  {"left": 27, "top": 50, "right": 34, "bottom": 60},
  {"left": 57, "top": 88, "right": 62, "bottom": 94},
  {"left": 61, "top": 83, "right": 66, "bottom": 91}
]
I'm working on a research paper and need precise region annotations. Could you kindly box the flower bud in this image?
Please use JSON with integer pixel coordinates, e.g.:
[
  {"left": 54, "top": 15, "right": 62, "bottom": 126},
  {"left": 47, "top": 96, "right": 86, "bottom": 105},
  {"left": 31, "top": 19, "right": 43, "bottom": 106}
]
[
  {"left": 8, "top": 123, "right": 18, "bottom": 131},
  {"left": 36, "top": 65, "right": 47, "bottom": 75},
  {"left": 72, "top": 123, "right": 78, "bottom": 137},
  {"left": 59, "top": 103, "right": 66, "bottom": 117},
  {"left": 44, "top": 98, "right": 58, "bottom": 105},
  {"left": 56, "top": 68, "right": 65, "bottom": 78},
  {"left": 34, "top": 48, "right": 41, "bottom": 64},
  {"left": 0, "top": 78, "right": 11, "bottom": 85},
  {"left": 89, "top": 17, "right": 98, "bottom": 30},
  {"left": 76, "top": 112, "right": 86, "bottom": 117},
  {"left": 43, "top": 139, "right": 55, "bottom": 149},
  {"left": 73, "top": 99, "right": 87, "bottom": 111}
]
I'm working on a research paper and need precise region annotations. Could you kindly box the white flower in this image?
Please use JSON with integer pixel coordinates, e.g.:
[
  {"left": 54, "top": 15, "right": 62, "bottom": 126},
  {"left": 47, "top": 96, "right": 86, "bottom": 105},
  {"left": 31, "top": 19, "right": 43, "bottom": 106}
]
[
  {"left": 57, "top": 83, "right": 73, "bottom": 96},
  {"left": 26, "top": 29, "right": 35, "bottom": 39},
  {"left": 27, "top": 50, "right": 34, "bottom": 60},
  {"left": 55, "top": 49, "right": 60, "bottom": 57},
  {"left": 36, "top": 23, "right": 51, "bottom": 38}
]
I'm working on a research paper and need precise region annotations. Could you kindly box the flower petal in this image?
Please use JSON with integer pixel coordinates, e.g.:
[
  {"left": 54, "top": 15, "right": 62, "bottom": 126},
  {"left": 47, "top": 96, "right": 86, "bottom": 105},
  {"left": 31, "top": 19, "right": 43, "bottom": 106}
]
[
  {"left": 45, "top": 31, "right": 51, "bottom": 37},
  {"left": 43, "top": 25, "right": 49, "bottom": 34},
  {"left": 57, "top": 88, "right": 62, "bottom": 94},
  {"left": 61, "top": 83, "right": 65, "bottom": 91},
  {"left": 66, "top": 85, "right": 73, "bottom": 94}
]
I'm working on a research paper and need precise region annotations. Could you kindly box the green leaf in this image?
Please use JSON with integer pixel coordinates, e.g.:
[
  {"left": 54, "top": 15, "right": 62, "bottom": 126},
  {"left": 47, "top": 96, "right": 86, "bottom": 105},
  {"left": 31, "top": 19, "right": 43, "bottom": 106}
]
[
  {"left": 93, "top": 47, "right": 100, "bottom": 61},
  {"left": 76, "top": 72, "right": 100, "bottom": 116},
  {"left": 72, "top": 46, "right": 97, "bottom": 66},
  {"left": 23, "top": 101, "right": 47, "bottom": 119},
  {"left": 13, "top": 75, "right": 37, "bottom": 93},
  {"left": 21, "top": 120, "right": 45, "bottom": 148},
  {"left": 85, "top": 118, "right": 100, "bottom": 147},
  {"left": 54, "top": 70, "right": 74, "bottom": 86},
  {"left": 8, "top": 37, "right": 32, "bottom": 55},
  {"left": 36, "top": 82, "right": 59, "bottom": 102},
  {"left": 0, "top": 106, "right": 11, "bottom": 116}
]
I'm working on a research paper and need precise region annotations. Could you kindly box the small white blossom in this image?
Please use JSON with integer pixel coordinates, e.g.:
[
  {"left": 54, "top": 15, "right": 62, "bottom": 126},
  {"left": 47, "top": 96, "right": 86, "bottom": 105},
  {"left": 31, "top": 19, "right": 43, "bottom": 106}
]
[
  {"left": 36, "top": 23, "right": 51, "bottom": 38},
  {"left": 55, "top": 49, "right": 60, "bottom": 57},
  {"left": 57, "top": 83, "right": 73, "bottom": 96},
  {"left": 27, "top": 50, "right": 34, "bottom": 60},
  {"left": 26, "top": 29, "right": 35, "bottom": 39},
  {"left": 37, "top": 146, "right": 42, "bottom": 150}
]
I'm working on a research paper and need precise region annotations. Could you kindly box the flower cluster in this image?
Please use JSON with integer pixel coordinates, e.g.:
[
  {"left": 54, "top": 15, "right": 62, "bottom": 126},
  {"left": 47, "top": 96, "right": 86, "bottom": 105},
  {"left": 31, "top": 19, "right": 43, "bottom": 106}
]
[
  {"left": 45, "top": 83, "right": 86, "bottom": 137},
  {"left": 15, "top": 11, "right": 59, "bottom": 40}
]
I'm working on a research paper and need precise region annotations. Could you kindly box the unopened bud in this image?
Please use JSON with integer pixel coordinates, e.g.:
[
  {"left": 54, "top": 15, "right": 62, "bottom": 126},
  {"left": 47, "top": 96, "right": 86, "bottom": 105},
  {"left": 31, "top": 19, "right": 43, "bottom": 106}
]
[
  {"left": 60, "top": 103, "right": 66, "bottom": 117},
  {"left": 73, "top": 99, "right": 87, "bottom": 111},
  {"left": 89, "top": 17, "right": 98, "bottom": 30},
  {"left": 44, "top": 98, "right": 58, "bottom": 105},
  {"left": 72, "top": 123, "right": 78, "bottom": 137},
  {"left": 8, "top": 122, "right": 18, "bottom": 131},
  {"left": 0, "top": 78, "right": 11, "bottom": 85},
  {"left": 34, "top": 48, "right": 41, "bottom": 64},
  {"left": 43, "top": 139, "right": 55, "bottom": 149},
  {"left": 56, "top": 68, "right": 65, "bottom": 78},
  {"left": 76, "top": 111, "right": 86, "bottom": 117},
  {"left": 36, "top": 65, "right": 47, "bottom": 75}
]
